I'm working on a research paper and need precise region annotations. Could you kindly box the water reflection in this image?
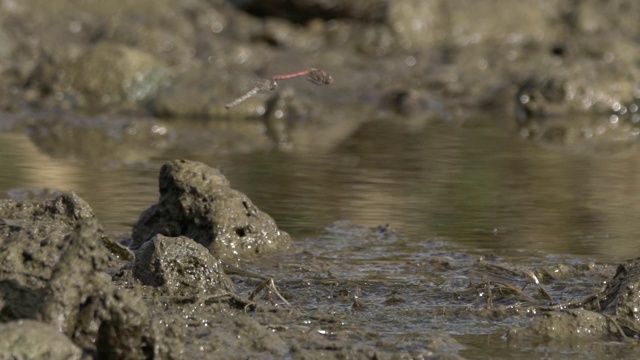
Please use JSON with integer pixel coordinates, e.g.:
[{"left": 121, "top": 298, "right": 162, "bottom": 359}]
[{"left": 1, "top": 118, "right": 640, "bottom": 261}]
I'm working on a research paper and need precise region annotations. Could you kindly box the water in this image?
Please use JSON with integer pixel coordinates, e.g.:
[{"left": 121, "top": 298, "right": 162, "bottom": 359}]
[{"left": 1, "top": 119, "right": 639, "bottom": 262}]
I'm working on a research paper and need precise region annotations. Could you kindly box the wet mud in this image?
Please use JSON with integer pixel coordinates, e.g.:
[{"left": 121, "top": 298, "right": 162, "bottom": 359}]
[{"left": 0, "top": 161, "right": 637, "bottom": 359}]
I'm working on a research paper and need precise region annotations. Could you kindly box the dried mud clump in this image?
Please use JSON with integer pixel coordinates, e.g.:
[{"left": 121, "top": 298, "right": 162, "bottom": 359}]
[
  {"left": 132, "top": 159, "right": 294, "bottom": 261},
  {"left": 133, "top": 234, "right": 234, "bottom": 296},
  {"left": 0, "top": 193, "right": 159, "bottom": 358}
]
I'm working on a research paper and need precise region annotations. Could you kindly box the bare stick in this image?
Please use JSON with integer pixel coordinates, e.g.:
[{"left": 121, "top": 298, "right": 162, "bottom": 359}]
[{"left": 248, "top": 278, "right": 291, "bottom": 307}]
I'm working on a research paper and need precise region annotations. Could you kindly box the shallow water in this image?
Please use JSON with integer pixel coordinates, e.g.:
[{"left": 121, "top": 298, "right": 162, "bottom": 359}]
[
  {"left": 1, "top": 118, "right": 639, "bottom": 262},
  {"left": 2, "top": 116, "right": 640, "bottom": 358}
]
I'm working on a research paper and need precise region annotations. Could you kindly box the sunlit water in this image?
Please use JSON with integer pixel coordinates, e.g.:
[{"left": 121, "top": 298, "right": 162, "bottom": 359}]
[{"left": 1, "top": 119, "right": 640, "bottom": 262}]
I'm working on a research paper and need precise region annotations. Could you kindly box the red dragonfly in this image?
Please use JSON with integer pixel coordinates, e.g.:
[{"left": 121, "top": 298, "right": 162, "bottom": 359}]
[{"left": 225, "top": 68, "right": 333, "bottom": 109}]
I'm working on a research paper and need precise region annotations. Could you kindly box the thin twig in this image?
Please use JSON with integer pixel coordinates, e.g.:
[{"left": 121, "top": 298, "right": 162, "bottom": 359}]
[
  {"left": 248, "top": 278, "right": 291, "bottom": 307},
  {"left": 526, "top": 270, "right": 553, "bottom": 302}
]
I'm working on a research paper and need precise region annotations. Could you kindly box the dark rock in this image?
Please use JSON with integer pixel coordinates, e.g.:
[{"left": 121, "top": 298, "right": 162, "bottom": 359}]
[
  {"left": 0, "top": 320, "right": 83, "bottom": 360},
  {"left": 133, "top": 234, "right": 234, "bottom": 296},
  {"left": 0, "top": 192, "right": 159, "bottom": 357},
  {"left": 132, "top": 160, "right": 294, "bottom": 261}
]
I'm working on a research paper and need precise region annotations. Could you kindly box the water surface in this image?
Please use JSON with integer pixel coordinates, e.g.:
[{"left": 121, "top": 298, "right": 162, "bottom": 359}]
[{"left": 1, "top": 119, "right": 637, "bottom": 262}]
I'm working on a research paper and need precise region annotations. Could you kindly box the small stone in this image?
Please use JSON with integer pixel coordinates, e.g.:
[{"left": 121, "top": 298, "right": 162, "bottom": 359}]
[{"left": 133, "top": 234, "right": 234, "bottom": 296}]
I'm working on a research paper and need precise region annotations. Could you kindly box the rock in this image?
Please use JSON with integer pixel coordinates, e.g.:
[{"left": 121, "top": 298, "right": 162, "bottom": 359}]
[
  {"left": 29, "top": 41, "right": 173, "bottom": 110},
  {"left": 132, "top": 160, "right": 294, "bottom": 261},
  {"left": 133, "top": 234, "right": 234, "bottom": 296},
  {"left": 0, "top": 192, "right": 100, "bottom": 288},
  {"left": 0, "top": 192, "right": 159, "bottom": 357},
  {"left": 68, "top": 42, "right": 173, "bottom": 107},
  {"left": 0, "top": 320, "right": 83, "bottom": 360},
  {"left": 38, "top": 217, "right": 111, "bottom": 348},
  {"left": 37, "top": 217, "right": 159, "bottom": 357}
]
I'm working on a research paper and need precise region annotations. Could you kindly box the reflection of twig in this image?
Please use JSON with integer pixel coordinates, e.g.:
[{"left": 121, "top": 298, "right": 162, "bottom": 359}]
[{"left": 225, "top": 68, "right": 333, "bottom": 109}]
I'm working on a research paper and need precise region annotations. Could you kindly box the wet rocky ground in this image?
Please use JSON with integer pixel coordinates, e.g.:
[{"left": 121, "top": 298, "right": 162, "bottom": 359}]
[
  {"left": 2, "top": 0, "right": 640, "bottom": 359},
  {"left": 2, "top": 159, "right": 640, "bottom": 359}
]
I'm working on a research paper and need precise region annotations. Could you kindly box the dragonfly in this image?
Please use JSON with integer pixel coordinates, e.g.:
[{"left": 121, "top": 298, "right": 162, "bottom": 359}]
[{"left": 225, "top": 68, "right": 333, "bottom": 109}]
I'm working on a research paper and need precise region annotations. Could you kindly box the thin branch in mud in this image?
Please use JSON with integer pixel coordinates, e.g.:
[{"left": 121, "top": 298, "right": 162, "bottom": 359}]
[
  {"left": 525, "top": 270, "right": 554, "bottom": 302},
  {"left": 476, "top": 262, "right": 555, "bottom": 304},
  {"left": 602, "top": 313, "right": 629, "bottom": 340},
  {"left": 475, "top": 280, "right": 538, "bottom": 303},
  {"left": 486, "top": 281, "right": 493, "bottom": 309},
  {"left": 352, "top": 286, "right": 364, "bottom": 310},
  {"left": 248, "top": 278, "right": 291, "bottom": 307},
  {"left": 198, "top": 292, "right": 291, "bottom": 314},
  {"left": 225, "top": 68, "right": 333, "bottom": 109}
]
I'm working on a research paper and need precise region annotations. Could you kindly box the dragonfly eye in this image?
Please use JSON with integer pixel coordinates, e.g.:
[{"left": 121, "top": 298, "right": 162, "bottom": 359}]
[{"left": 306, "top": 70, "right": 333, "bottom": 86}]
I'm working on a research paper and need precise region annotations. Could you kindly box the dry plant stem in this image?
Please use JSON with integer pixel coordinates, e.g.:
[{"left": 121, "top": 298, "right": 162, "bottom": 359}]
[
  {"left": 248, "top": 278, "right": 291, "bottom": 307},
  {"left": 526, "top": 270, "right": 553, "bottom": 302},
  {"left": 486, "top": 281, "right": 493, "bottom": 309},
  {"left": 225, "top": 68, "right": 333, "bottom": 109},
  {"left": 352, "top": 286, "right": 363, "bottom": 309},
  {"left": 476, "top": 281, "right": 537, "bottom": 302}
]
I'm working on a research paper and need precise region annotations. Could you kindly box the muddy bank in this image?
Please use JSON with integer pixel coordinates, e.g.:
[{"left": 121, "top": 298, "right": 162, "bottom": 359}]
[{"left": 1, "top": 160, "right": 640, "bottom": 358}]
